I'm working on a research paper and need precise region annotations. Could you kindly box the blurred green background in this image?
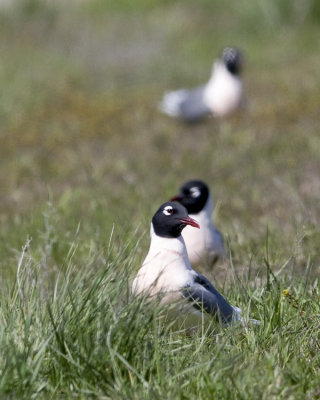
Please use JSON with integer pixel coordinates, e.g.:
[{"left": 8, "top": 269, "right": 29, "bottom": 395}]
[{"left": 1, "top": 0, "right": 320, "bottom": 280}]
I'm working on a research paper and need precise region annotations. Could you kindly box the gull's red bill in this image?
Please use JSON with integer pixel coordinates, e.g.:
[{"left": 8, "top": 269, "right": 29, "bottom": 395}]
[
  {"left": 171, "top": 195, "right": 182, "bottom": 202},
  {"left": 179, "top": 216, "right": 200, "bottom": 229}
]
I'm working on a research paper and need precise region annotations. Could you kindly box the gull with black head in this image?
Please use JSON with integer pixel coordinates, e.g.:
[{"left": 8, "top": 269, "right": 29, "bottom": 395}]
[
  {"left": 132, "top": 201, "right": 240, "bottom": 329},
  {"left": 171, "top": 180, "right": 226, "bottom": 267},
  {"left": 160, "top": 47, "right": 244, "bottom": 123}
]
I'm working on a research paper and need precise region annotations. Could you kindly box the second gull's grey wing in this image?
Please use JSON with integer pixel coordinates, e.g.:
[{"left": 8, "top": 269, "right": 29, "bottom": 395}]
[
  {"left": 160, "top": 85, "right": 211, "bottom": 123},
  {"left": 178, "top": 86, "right": 212, "bottom": 122}
]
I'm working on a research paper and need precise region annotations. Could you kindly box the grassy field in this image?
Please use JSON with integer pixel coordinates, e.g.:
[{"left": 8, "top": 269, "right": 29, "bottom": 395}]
[{"left": 1, "top": 0, "right": 320, "bottom": 398}]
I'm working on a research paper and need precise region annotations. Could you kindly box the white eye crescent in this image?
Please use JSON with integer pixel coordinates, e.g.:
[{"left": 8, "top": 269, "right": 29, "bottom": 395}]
[
  {"left": 163, "top": 206, "right": 174, "bottom": 216},
  {"left": 190, "top": 187, "right": 201, "bottom": 198}
]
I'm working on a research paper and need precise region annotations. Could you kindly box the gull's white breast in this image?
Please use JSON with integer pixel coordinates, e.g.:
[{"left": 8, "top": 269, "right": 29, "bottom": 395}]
[
  {"left": 204, "top": 61, "right": 242, "bottom": 117},
  {"left": 132, "top": 230, "right": 194, "bottom": 299}
]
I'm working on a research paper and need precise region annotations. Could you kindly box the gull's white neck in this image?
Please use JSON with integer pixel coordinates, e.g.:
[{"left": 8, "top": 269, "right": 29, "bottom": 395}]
[
  {"left": 148, "top": 223, "right": 190, "bottom": 258},
  {"left": 204, "top": 61, "right": 242, "bottom": 116},
  {"left": 208, "top": 61, "right": 238, "bottom": 83},
  {"left": 189, "top": 193, "right": 213, "bottom": 224},
  {"left": 132, "top": 223, "right": 195, "bottom": 296}
]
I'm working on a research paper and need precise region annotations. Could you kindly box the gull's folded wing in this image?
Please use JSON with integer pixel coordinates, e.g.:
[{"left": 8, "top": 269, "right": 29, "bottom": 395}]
[{"left": 182, "top": 273, "right": 235, "bottom": 323}]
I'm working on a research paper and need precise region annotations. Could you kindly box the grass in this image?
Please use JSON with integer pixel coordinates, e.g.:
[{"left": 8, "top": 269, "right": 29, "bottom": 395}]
[
  {"left": 1, "top": 229, "right": 320, "bottom": 399},
  {"left": 0, "top": 0, "right": 320, "bottom": 398}
]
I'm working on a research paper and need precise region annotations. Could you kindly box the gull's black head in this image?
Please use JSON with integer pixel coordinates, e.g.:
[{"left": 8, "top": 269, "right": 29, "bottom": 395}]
[
  {"left": 221, "top": 47, "right": 243, "bottom": 75},
  {"left": 152, "top": 201, "right": 200, "bottom": 238},
  {"left": 171, "top": 180, "right": 209, "bottom": 215}
]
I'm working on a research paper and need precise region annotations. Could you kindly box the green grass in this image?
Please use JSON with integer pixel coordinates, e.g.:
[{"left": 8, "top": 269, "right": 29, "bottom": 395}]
[
  {"left": 0, "top": 0, "right": 320, "bottom": 398},
  {"left": 1, "top": 227, "right": 320, "bottom": 399}
]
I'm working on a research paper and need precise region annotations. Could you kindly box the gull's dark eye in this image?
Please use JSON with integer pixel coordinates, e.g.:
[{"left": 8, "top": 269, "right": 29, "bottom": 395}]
[{"left": 163, "top": 206, "right": 174, "bottom": 216}]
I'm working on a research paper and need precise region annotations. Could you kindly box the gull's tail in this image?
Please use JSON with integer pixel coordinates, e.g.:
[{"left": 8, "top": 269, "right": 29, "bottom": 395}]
[
  {"left": 159, "top": 89, "right": 187, "bottom": 117},
  {"left": 232, "top": 306, "right": 261, "bottom": 325}
]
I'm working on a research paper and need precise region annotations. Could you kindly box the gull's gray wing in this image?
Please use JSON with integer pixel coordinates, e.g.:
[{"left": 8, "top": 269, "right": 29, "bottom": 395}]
[
  {"left": 160, "top": 85, "right": 211, "bottom": 123},
  {"left": 210, "top": 227, "right": 226, "bottom": 264},
  {"left": 182, "top": 272, "right": 235, "bottom": 323},
  {"left": 178, "top": 86, "right": 212, "bottom": 123}
]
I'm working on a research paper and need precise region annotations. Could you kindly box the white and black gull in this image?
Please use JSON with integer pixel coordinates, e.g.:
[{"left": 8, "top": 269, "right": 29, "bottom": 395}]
[
  {"left": 160, "top": 47, "right": 243, "bottom": 123},
  {"left": 132, "top": 201, "right": 241, "bottom": 328},
  {"left": 171, "top": 180, "right": 226, "bottom": 267}
]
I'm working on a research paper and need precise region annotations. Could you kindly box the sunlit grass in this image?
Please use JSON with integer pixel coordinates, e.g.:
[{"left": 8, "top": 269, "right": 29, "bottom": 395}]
[{"left": 0, "top": 218, "right": 319, "bottom": 398}]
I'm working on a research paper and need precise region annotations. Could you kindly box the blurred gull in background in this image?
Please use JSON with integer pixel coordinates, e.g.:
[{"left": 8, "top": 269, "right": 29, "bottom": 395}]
[{"left": 160, "top": 47, "right": 243, "bottom": 123}]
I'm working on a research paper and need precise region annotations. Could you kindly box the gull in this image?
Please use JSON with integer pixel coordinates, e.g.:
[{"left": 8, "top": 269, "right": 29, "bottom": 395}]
[
  {"left": 132, "top": 201, "right": 240, "bottom": 329},
  {"left": 171, "top": 180, "right": 226, "bottom": 267},
  {"left": 160, "top": 47, "right": 243, "bottom": 123}
]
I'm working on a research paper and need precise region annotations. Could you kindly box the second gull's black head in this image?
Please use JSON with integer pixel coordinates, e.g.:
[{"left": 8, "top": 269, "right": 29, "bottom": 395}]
[
  {"left": 171, "top": 180, "right": 209, "bottom": 215},
  {"left": 152, "top": 201, "right": 200, "bottom": 239},
  {"left": 221, "top": 47, "right": 243, "bottom": 75}
]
